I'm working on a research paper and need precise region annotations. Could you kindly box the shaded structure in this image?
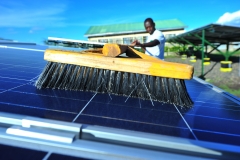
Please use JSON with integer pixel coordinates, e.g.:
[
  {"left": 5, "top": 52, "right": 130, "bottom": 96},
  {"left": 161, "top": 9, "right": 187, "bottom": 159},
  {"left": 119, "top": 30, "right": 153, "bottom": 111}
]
[{"left": 167, "top": 24, "right": 240, "bottom": 75}]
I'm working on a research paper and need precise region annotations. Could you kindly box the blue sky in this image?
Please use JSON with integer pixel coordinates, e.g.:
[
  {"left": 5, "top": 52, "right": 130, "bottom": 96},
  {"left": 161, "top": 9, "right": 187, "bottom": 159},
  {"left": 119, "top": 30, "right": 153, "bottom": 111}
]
[{"left": 0, "top": 0, "right": 240, "bottom": 44}]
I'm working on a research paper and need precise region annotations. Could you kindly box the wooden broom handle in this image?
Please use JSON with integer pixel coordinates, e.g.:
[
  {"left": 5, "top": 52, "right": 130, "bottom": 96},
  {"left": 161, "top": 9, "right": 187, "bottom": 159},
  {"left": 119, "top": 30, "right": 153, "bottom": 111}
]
[
  {"left": 102, "top": 43, "right": 129, "bottom": 57},
  {"left": 102, "top": 43, "right": 160, "bottom": 62}
]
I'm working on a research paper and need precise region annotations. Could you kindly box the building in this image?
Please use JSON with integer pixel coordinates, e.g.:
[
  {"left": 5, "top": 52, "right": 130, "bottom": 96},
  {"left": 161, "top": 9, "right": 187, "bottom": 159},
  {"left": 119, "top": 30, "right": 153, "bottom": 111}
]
[{"left": 84, "top": 19, "right": 187, "bottom": 45}]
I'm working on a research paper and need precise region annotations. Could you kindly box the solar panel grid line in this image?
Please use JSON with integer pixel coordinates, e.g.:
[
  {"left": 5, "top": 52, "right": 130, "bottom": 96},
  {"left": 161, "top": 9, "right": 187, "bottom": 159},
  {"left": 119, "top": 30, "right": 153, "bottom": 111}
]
[
  {"left": 173, "top": 104, "right": 198, "bottom": 140},
  {"left": 0, "top": 103, "right": 78, "bottom": 123},
  {"left": 0, "top": 66, "right": 17, "bottom": 72},
  {"left": 0, "top": 74, "right": 39, "bottom": 85},
  {"left": 10, "top": 90, "right": 93, "bottom": 102},
  {"left": 190, "top": 101, "right": 239, "bottom": 111},
  {"left": 72, "top": 92, "right": 97, "bottom": 122},
  {"left": 0, "top": 101, "right": 78, "bottom": 114},
  {"left": 80, "top": 113, "right": 190, "bottom": 130},
  {"left": 0, "top": 61, "right": 42, "bottom": 66},
  {"left": 0, "top": 82, "right": 25, "bottom": 90},
  {"left": 187, "top": 104, "right": 240, "bottom": 112},
  {"left": 95, "top": 99, "right": 174, "bottom": 113},
  {"left": 186, "top": 115, "right": 240, "bottom": 134},
  {"left": 0, "top": 82, "right": 31, "bottom": 94},
  {"left": 0, "top": 78, "right": 29, "bottom": 85},
  {"left": 0, "top": 83, "right": 238, "bottom": 118},
  {"left": 11, "top": 85, "right": 191, "bottom": 116},
  {"left": 108, "top": 95, "right": 240, "bottom": 120},
  {"left": 192, "top": 91, "right": 240, "bottom": 103},
  {"left": 193, "top": 128, "right": 240, "bottom": 137},
  {"left": 0, "top": 74, "right": 39, "bottom": 81},
  {"left": 93, "top": 94, "right": 238, "bottom": 114},
  {"left": 1, "top": 89, "right": 236, "bottom": 138},
  {"left": 138, "top": 98, "right": 142, "bottom": 108},
  {"left": 0, "top": 71, "right": 43, "bottom": 81},
  {"left": 194, "top": 101, "right": 240, "bottom": 108},
  {"left": 9, "top": 89, "right": 89, "bottom": 100},
  {"left": 186, "top": 88, "right": 239, "bottom": 106},
  {"left": 42, "top": 152, "right": 52, "bottom": 160},
  {"left": 0, "top": 66, "right": 44, "bottom": 73},
  {"left": 76, "top": 115, "right": 195, "bottom": 139},
  {"left": 185, "top": 115, "right": 240, "bottom": 133},
  {"left": 0, "top": 92, "right": 92, "bottom": 114},
  {"left": 0, "top": 49, "right": 44, "bottom": 55},
  {"left": 0, "top": 59, "right": 43, "bottom": 66},
  {"left": 183, "top": 112, "right": 240, "bottom": 122},
  {"left": 11, "top": 83, "right": 97, "bottom": 99},
  {"left": 0, "top": 66, "right": 37, "bottom": 73},
  {"left": 1, "top": 54, "right": 42, "bottom": 61},
  {"left": 1, "top": 63, "right": 42, "bottom": 71},
  {"left": 0, "top": 62, "right": 45, "bottom": 69},
  {"left": 78, "top": 99, "right": 193, "bottom": 137}
]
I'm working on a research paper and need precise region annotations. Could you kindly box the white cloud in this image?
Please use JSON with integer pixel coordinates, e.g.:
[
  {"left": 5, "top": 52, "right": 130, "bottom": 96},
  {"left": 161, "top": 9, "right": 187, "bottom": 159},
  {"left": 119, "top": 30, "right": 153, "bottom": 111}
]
[
  {"left": 0, "top": 1, "right": 67, "bottom": 27},
  {"left": 216, "top": 10, "right": 240, "bottom": 26},
  {"left": 29, "top": 27, "right": 44, "bottom": 34}
]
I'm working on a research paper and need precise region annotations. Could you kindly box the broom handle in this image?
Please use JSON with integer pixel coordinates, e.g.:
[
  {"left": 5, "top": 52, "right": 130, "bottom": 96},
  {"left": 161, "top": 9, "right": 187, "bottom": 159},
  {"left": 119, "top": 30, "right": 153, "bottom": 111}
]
[
  {"left": 102, "top": 43, "right": 130, "bottom": 57},
  {"left": 102, "top": 43, "right": 159, "bottom": 61},
  {"left": 44, "top": 49, "right": 194, "bottom": 79}
]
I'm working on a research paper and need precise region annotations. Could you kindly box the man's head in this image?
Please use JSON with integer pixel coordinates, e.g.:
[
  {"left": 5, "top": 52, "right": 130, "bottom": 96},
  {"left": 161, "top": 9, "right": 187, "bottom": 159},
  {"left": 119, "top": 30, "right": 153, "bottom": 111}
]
[{"left": 144, "top": 18, "right": 155, "bottom": 34}]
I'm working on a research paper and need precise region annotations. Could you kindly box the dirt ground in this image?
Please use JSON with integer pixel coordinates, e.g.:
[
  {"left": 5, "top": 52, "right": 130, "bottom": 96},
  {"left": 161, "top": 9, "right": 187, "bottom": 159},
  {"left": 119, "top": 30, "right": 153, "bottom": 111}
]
[{"left": 165, "top": 55, "right": 240, "bottom": 97}]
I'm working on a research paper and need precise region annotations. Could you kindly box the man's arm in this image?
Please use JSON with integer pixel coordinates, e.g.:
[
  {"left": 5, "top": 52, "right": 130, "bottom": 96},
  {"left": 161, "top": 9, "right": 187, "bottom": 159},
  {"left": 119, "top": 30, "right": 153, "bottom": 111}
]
[
  {"left": 131, "top": 39, "right": 160, "bottom": 52},
  {"left": 137, "top": 39, "right": 160, "bottom": 48}
]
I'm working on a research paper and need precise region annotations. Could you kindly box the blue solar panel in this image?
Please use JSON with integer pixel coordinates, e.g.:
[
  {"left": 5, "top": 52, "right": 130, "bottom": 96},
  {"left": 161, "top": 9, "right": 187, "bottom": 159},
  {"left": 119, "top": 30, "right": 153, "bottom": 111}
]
[
  {"left": 0, "top": 144, "right": 46, "bottom": 160},
  {"left": 0, "top": 43, "right": 240, "bottom": 158}
]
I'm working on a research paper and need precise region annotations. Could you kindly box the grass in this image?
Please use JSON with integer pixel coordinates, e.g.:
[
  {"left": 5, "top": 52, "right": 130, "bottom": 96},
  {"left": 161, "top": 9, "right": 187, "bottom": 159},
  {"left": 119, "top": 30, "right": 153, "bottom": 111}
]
[{"left": 166, "top": 54, "right": 240, "bottom": 98}]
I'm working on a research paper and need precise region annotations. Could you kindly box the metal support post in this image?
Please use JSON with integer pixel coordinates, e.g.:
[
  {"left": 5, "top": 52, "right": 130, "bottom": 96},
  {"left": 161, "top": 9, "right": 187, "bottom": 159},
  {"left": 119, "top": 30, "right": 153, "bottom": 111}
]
[{"left": 201, "top": 30, "right": 205, "bottom": 77}]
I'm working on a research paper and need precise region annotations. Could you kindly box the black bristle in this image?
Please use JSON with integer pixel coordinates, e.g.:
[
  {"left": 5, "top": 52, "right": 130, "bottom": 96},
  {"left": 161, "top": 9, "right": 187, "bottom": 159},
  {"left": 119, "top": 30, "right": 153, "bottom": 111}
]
[
  {"left": 58, "top": 64, "right": 74, "bottom": 89},
  {"left": 148, "top": 76, "right": 156, "bottom": 100},
  {"left": 113, "top": 71, "right": 122, "bottom": 94},
  {"left": 99, "top": 69, "right": 109, "bottom": 93},
  {"left": 155, "top": 77, "right": 162, "bottom": 101},
  {"left": 85, "top": 67, "right": 94, "bottom": 91},
  {"left": 74, "top": 66, "right": 86, "bottom": 90},
  {"left": 108, "top": 70, "right": 116, "bottom": 93},
  {"left": 35, "top": 62, "right": 193, "bottom": 107},
  {"left": 53, "top": 63, "right": 67, "bottom": 89},
  {"left": 136, "top": 74, "right": 144, "bottom": 98},
  {"left": 129, "top": 73, "right": 138, "bottom": 98},
  {"left": 122, "top": 72, "right": 129, "bottom": 96},
  {"left": 80, "top": 67, "right": 90, "bottom": 91},
  {"left": 35, "top": 62, "right": 57, "bottom": 88},
  {"left": 87, "top": 68, "right": 98, "bottom": 91},
  {"left": 96, "top": 69, "right": 104, "bottom": 92},
  {"left": 68, "top": 65, "right": 81, "bottom": 89}
]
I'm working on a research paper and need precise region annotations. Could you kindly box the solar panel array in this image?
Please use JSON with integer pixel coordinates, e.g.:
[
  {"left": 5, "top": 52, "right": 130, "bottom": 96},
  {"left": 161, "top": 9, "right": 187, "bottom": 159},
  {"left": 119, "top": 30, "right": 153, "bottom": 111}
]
[{"left": 0, "top": 43, "right": 240, "bottom": 159}]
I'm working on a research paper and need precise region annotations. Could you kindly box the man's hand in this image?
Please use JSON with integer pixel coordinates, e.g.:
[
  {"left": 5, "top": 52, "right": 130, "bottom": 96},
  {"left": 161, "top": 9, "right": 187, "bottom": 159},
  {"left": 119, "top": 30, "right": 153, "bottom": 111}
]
[
  {"left": 130, "top": 40, "right": 141, "bottom": 47},
  {"left": 130, "top": 40, "right": 137, "bottom": 46}
]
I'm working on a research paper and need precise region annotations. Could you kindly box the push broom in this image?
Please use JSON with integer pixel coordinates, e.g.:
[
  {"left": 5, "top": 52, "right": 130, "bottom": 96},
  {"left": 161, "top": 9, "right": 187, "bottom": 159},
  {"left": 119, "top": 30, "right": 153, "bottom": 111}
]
[{"left": 35, "top": 44, "right": 194, "bottom": 107}]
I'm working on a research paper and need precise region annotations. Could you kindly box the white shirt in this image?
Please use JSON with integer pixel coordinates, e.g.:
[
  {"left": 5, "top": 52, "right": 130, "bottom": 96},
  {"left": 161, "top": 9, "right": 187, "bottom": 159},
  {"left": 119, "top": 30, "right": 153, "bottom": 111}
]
[{"left": 145, "top": 30, "right": 165, "bottom": 60}]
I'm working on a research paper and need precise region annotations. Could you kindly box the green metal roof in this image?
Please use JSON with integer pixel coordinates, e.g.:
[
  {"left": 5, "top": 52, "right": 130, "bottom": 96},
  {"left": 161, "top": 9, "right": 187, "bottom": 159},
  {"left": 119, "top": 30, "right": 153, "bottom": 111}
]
[{"left": 85, "top": 19, "right": 186, "bottom": 37}]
